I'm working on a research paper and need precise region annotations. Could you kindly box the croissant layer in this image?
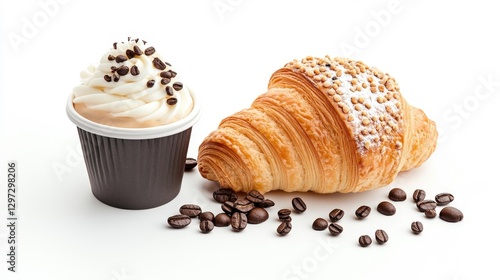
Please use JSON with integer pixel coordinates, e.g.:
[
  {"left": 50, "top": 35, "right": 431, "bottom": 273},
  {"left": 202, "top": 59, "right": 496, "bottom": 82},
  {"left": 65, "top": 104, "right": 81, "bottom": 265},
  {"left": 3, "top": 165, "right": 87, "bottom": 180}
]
[{"left": 198, "top": 56, "right": 437, "bottom": 194}]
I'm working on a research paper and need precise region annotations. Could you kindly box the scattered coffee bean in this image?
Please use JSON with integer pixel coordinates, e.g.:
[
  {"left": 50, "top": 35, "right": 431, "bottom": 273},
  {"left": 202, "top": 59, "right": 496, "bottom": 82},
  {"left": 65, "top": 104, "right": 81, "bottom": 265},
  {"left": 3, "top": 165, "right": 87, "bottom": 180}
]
[
  {"left": 107, "top": 54, "right": 115, "bottom": 61},
  {"left": 355, "top": 205, "right": 371, "bottom": 219},
  {"left": 172, "top": 81, "right": 183, "bottom": 91},
  {"left": 424, "top": 209, "right": 437, "bottom": 218},
  {"left": 213, "top": 213, "right": 231, "bottom": 227},
  {"left": 377, "top": 201, "right": 396, "bottom": 216},
  {"left": 160, "top": 71, "right": 172, "bottom": 78},
  {"left": 280, "top": 216, "right": 292, "bottom": 222},
  {"left": 247, "top": 207, "right": 269, "bottom": 224},
  {"left": 166, "top": 98, "right": 177, "bottom": 105},
  {"left": 439, "top": 206, "right": 463, "bottom": 223},
  {"left": 233, "top": 199, "right": 255, "bottom": 213},
  {"left": 328, "top": 223, "right": 343, "bottom": 236},
  {"left": 388, "top": 188, "right": 407, "bottom": 201},
  {"left": 359, "top": 235, "right": 372, "bottom": 247},
  {"left": 133, "top": 45, "right": 143, "bottom": 56},
  {"left": 179, "top": 204, "right": 202, "bottom": 217},
  {"left": 435, "top": 193, "right": 454, "bottom": 206},
  {"left": 221, "top": 201, "right": 235, "bottom": 215},
  {"left": 198, "top": 211, "right": 214, "bottom": 222},
  {"left": 144, "top": 46, "right": 156, "bottom": 56},
  {"left": 199, "top": 220, "right": 214, "bottom": 233},
  {"left": 103, "top": 75, "right": 112, "bottom": 82},
  {"left": 413, "top": 189, "right": 426, "bottom": 202},
  {"left": 130, "top": 65, "right": 140, "bottom": 76},
  {"left": 375, "top": 229, "right": 389, "bottom": 244},
  {"left": 165, "top": 86, "right": 175, "bottom": 96},
  {"left": 213, "top": 188, "right": 238, "bottom": 203},
  {"left": 416, "top": 200, "right": 437, "bottom": 212},
  {"left": 161, "top": 78, "right": 170, "bottom": 85},
  {"left": 167, "top": 214, "right": 191, "bottom": 229},
  {"left": 278, "top": 209, "right": 292, "bottom": 220},
  {"left": 115, "top": 54, "right": 127, "bottom": 63},
  {"left": 246, "top": 190, "right": 264, "bottom": 203},
  {"left": 292, "top": 197, "right": 307, "bottom": 213},
  {"left": 116, "top": 65, "right": 129, "bottom": 76},
  {"left": 153, "top": 57, "right": 167, "bottom": 70},
  {"left": 312, "top": 218, "right": 328, "bottom": 231},
  {"left": 329, "top": 208, "right": 344, "bottom": 222},
  {"left": 277, "top": 222, "right": 292, "bottom": 236},
  {"left": 230, "top": 212, "right": 248, "bottom": 232},
  {"left": 255, "top": 199, "right": 275, "bottom": 208},
  {"left": 184, "top": 158, "right": 198, "bottom": 171},
  {"left": 411, "top": 221, "right": 424, "bottom": 234},
  {"left": 146, "top": 79, "right": 155, "bottom": 88},
  {"left": 126, "top": 49, "right": 135, "bottom": 59}
]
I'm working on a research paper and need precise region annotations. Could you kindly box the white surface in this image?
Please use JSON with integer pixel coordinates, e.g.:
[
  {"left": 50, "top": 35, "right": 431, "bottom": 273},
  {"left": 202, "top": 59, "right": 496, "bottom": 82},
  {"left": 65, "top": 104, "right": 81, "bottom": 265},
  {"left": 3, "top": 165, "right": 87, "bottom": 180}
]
[{"left": 0, "top": 0, "right": 498, "bottom": 279}]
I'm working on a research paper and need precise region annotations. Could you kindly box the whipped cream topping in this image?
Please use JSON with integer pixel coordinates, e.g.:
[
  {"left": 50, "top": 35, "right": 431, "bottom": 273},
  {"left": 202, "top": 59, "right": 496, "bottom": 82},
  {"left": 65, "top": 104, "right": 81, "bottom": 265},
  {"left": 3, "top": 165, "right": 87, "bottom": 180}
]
[{"left": 72, "top": 38, "right": 193, "bottom": 128}]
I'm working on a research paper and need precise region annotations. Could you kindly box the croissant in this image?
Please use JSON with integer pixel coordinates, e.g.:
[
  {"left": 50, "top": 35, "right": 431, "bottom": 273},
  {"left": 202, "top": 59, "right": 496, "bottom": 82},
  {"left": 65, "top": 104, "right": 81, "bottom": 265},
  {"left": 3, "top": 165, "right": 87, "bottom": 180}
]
[{"left": 198, "top": 56, "right": 437, "bottom": 194}]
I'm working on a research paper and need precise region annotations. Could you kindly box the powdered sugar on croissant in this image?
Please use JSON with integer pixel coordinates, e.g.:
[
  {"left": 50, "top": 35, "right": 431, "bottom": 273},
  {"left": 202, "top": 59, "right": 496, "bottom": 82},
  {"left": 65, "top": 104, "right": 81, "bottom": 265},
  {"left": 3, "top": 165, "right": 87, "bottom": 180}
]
[{"left": 198, "top": 56, "right": 437, "bottom": 194}]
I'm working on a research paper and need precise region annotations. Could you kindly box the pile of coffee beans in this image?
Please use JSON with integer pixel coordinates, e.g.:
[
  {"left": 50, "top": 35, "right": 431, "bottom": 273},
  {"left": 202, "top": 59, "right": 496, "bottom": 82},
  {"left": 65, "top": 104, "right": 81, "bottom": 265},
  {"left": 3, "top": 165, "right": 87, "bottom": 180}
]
[{"left": 168, "top": 165, "right": 465, "bottom": 247}]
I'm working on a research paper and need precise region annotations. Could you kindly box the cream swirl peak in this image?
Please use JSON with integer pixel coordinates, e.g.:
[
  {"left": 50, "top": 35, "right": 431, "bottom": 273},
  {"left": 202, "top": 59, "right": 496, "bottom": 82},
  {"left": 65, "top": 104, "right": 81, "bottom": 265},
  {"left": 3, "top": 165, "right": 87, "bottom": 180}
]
[{"left": 72, "top": 38, "right": 194, "bottom": 128}]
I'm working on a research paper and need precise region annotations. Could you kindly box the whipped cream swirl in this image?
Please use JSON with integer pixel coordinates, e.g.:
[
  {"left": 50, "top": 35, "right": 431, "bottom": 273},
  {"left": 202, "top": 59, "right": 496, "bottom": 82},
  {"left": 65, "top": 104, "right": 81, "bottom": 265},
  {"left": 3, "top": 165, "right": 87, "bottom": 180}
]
[{"left": 72, "top": 39, "right": 193, "bottom": 127}]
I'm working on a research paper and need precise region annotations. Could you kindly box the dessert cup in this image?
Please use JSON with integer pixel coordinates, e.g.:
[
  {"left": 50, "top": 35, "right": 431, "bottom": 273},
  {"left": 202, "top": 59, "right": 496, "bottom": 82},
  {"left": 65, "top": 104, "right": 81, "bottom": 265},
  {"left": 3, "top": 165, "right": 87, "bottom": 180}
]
[{"left": 66, "top": 91, "right": 201, "bottom": 209}]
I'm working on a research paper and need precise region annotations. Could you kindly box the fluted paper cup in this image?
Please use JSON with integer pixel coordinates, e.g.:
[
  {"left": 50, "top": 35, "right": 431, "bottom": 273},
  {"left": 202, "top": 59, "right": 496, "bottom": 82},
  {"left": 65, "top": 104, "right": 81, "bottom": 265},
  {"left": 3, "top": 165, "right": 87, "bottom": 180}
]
[{"left": 66, "top": 91, "right": 201, "bottom": 210}]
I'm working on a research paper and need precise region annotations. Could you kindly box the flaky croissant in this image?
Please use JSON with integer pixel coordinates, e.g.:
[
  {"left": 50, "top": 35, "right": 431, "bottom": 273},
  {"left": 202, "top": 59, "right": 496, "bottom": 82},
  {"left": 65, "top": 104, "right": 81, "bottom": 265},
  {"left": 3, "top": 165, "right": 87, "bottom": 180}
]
[{"left": 198, "top": 56, "right": 437, "bottom": 194}]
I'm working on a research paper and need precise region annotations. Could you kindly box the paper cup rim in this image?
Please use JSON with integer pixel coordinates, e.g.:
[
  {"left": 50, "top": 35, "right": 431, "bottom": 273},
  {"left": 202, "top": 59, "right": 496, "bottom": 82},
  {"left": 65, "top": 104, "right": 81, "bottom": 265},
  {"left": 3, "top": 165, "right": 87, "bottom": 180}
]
[{"left": 66, "top": 89, "right": 201, "bottom": 140}]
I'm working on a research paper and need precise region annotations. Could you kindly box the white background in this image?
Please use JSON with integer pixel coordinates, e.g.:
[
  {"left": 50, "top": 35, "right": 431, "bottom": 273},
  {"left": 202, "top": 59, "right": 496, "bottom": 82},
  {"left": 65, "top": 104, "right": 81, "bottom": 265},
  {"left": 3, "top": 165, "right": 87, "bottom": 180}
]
[{"left": 1, "top": 0, "right": 499, "bottom": 279}]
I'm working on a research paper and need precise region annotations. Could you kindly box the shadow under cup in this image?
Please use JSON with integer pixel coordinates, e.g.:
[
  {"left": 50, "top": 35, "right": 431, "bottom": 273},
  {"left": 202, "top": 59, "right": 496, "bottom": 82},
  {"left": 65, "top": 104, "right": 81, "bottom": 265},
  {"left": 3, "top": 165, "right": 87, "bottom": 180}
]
[{"left": 66, "top": 93, "right": 201, "bottom": 210}]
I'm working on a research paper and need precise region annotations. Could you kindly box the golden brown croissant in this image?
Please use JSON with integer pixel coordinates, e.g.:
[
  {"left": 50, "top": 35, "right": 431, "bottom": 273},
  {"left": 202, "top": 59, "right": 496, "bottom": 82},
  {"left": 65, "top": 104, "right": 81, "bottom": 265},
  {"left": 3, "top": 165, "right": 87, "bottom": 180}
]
[{"left": 198, "top": 56, "right": 437, "bottom": 194}]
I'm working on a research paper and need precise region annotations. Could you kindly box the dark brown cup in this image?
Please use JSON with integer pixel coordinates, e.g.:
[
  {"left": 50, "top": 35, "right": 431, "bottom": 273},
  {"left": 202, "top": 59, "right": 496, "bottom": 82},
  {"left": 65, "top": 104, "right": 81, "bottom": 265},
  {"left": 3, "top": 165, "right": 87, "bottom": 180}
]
[{"left": 67, "top": 91, "right": 201, "bottom": 210}]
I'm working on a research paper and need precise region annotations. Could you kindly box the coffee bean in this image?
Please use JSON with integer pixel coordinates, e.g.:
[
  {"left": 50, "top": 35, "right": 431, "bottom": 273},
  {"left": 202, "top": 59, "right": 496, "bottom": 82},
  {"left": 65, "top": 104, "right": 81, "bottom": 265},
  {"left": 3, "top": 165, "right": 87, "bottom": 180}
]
[
  {"left": 280, "top": 216, "right": 292, "bottom": 222},
  {"left": 359, "top": 235, "right": 372, "bottom": 247},
  {"left": 126, "top": 49, "right": 135, "bottom": 59},
  {"left": 153, "top": 57, "right": 167, "bottom": 70},
  {"left": 144, "top": 46, "right": 155, "bottom": 56},
  {"left": 213, "top": 188, "right": 238, "bottom": 203},
  {"left": 312, "top": 218, "right": 328, "bottom": 231},
  {"left": 198, "top": 211, "right": 214, "bottom": 222},
  {"left": 375, "top": 229, "right": 389, "bottom": 244},
  {"left": 424, "top": 209, "right": 437, "bottom": 218},
  {"left": 167, "top": 214, "right": 191, "bottom": 229},
  {"left": 130, "top": 65, "right": 140, "bottom": 76},
  {"left": 115, "top": 54, "right": 127, "bottom": 63},
  {"left": 355, "top": 205, "right": 371, "bottom": 219},
  {"left": 107, "top": 54, "right": 115, "bottom": 61},
  {"left": 292, "top": 197, "right": 307, "bottom": 213},
  {"left": 213, "top": 213, "right": 231, "bottom": 227},
  {"left": 411, "top": 221, "right": 424, "bottom": 234},
  {"left": 160, "top": 71, "right": 172, "bottom": 78},
  {"left": 172, "top": 81, "right": 183, "bottom": 91},
  {"left": 439, "top": 206, "right": 463, "bottom": 223},
  {"left": 184, "top": 158, "right": 197, "bottom": 171},
  {"left": 255, "top": 199, "right": 275, "bottom": 208},
  {"left": 278, "top": 209, "right": 292, "bottom": 220},
  {"left": 246, "top": 190, "right": 264, "bottom": 203},
  {"left": 133, "top": 45, "right": 143, "bottom": 56},
  {"left": 221, "top": 201, "right": 235, "bottom": 215},
  {"left": 416, "top": 200, "right": 437, "bottom": 212},
  {"left": 413, "top": 189, "right": 426, "bottom": 202},
  {"left": 146, "top": 79, "right": 155, "bottom": 88},
  {"left": 377, "top": 201, "right": 396, "bottom": 216},
  {"left": 179, "top": 204, "right": 202, "bottom": 217},
  {"left": 388, "top": 188, "right": 407, "bottom": 201},
  {"left": 328, "top": 223, "right": 343, "bottom": 236},
  {"left": 233, "top": 199, "right": 254, "bottom": 213},
  {"left": 199, "top": 220, "right": 214, "bottom": 233},
  {"left": 161, "top": 78, "right": 170, "bottom": 85},
  {"left": 329, "top": 208, "right": 344, "bottom": 222},
  {"left": 103, "top": 75, "right": 112, "bottom": 82},
  {"left": 247, "top": 207, "right": 269, "bottom": 224},
  {"left": 165, "top": 86, "right": 175, "bottom": 96},
  {"left": 230, "top": 212, "right": 247, "bottom": 232},
  {"left": 435, "top": 193, "right": 454, "bottom": 206},
  {"left": 277, "top": 222, "right": 292, "bottom": 236},
  {"left": 166, "top": 98, "right": 177, "bottom": 105}
]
